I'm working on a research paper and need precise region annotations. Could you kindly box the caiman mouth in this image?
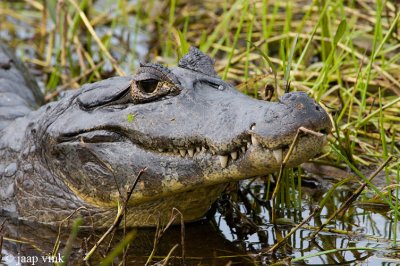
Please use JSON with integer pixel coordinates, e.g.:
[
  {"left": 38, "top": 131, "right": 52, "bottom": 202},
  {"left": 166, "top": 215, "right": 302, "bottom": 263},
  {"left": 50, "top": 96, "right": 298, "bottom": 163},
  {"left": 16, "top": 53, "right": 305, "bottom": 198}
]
[{"left": 57, "top": 124, "right": 329, "bottom": 169}]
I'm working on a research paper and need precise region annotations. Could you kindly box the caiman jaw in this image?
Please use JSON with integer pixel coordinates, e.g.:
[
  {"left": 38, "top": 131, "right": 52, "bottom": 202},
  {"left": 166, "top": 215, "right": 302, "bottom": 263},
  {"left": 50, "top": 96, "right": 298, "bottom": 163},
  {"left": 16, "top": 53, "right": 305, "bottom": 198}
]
[
  {"left": 59, "top": 110, "right": 331, "bottom": 170},
  {"left": 130, "top": 126, "right": 329, "bottom": 170},
  {"left": 147, "top": 133, "right": 328, "bottom": 169},
  {"left": 132, "top": 119, "right": 331, "bottom": 169}
]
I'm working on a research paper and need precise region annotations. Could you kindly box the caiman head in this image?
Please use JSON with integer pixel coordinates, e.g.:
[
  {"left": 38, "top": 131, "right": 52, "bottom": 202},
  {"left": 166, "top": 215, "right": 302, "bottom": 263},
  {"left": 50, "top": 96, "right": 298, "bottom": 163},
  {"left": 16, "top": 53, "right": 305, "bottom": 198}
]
[{"left": 21, "top": 47, "right": 331, "bottom": 227}]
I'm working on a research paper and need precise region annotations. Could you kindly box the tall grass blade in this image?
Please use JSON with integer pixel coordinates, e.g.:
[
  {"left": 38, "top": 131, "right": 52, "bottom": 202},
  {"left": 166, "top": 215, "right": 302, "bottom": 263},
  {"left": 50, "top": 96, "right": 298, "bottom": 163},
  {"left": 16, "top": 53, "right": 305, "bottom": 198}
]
[
  {"left": 294, "top": 0, "right": 331, "bottom": 72},
  {"left": 222, "top": 0, "right": 248, "bottom": 80},
  {"left": 284, "top": 34, "right": 298, "bottom": 85},
  {"left": 99, "top": 231, "right": 137, "bottom": 266}
]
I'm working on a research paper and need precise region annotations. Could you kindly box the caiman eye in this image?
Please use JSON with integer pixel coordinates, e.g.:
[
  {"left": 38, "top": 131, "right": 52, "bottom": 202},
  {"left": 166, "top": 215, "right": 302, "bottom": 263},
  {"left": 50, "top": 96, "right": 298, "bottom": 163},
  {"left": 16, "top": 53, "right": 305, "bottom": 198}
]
[
  {"left": 137, "top": 79, "right": 159, "bottom": 94},
  {"left": 130, "top": 79, "right": 179, "bottom": 104},
  {"left": 131, "top": 63, "right": 182, "bottom": 104}
]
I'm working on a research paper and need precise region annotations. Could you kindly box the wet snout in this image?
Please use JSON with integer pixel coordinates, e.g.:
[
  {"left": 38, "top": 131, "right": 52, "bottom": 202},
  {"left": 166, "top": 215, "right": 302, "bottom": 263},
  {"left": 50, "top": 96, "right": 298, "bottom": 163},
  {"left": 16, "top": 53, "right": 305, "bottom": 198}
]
[
  {"left": 278, "top": 92, "right": 331, "bottom": 132},
  {"left": 251, "top": 92, "right": 332, "bottom": 149}
]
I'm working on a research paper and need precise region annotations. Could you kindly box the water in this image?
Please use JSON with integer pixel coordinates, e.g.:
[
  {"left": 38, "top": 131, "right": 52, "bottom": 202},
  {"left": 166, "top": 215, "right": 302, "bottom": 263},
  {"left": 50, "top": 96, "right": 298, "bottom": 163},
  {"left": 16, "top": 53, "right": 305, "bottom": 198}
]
[
  {"left": 214, "top": 181, "right": 400, "bottom": 265},
  {"left": 1, "top": 180, "right": 399, "bottom": 265}
]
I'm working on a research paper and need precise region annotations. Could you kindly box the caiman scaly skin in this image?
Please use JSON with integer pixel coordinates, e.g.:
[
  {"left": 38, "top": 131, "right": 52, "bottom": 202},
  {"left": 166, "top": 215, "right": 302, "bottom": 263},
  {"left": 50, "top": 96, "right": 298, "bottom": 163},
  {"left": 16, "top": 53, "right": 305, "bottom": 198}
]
[{"left": 0, "top": 45, "right": 332, "bottom": 227}]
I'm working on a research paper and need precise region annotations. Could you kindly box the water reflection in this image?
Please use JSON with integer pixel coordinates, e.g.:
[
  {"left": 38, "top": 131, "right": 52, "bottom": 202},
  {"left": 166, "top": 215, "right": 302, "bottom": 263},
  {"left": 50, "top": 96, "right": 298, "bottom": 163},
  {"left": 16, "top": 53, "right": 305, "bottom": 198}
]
[
  {"left": 0, "top": 179, "right": 399, "bottom": 265},
  {"left": 214, "top": 180, "right": 400, "bottom": 265}
]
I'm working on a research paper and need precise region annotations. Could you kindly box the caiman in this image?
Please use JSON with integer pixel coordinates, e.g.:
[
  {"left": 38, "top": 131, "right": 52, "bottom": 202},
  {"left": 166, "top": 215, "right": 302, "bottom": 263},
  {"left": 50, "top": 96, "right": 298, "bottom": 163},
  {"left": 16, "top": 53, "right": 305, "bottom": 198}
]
[{"left": 0, "top": 45, "right": 332, "bottom": 227}]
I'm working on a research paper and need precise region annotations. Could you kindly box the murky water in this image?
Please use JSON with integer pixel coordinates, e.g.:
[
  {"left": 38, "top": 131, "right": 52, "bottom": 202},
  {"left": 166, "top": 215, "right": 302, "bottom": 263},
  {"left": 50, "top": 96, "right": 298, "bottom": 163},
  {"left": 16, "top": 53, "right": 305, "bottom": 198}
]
[
  {"left": 214, "top": 181, "right": 400, "bottom": 265},
  {"left": 1, "top": 179, "right": 399, "bottom": 265}
]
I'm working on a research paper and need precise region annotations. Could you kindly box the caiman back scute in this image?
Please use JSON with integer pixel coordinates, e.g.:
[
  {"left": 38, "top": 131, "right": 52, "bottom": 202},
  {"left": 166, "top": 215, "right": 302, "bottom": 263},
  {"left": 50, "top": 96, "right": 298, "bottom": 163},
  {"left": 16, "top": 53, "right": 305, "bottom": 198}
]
[{"left": 0, "top": 44, "right": 43, "bottom": 131}]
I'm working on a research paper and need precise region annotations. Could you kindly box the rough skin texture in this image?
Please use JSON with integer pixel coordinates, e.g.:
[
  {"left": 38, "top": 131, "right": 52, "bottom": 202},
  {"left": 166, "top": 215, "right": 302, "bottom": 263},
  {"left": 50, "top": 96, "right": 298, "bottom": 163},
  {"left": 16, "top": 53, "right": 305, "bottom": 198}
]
[{"left": 0, "top": 45, "right": 332, "bottom": 227}]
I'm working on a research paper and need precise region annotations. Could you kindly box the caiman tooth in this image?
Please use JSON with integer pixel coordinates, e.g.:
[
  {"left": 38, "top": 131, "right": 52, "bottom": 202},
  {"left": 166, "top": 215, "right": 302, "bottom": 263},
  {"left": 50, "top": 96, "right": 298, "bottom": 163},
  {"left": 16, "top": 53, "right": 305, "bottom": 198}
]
[
  {"left": 230, "top": 151, "right": 238, "bottom": 160},
  {"left": 196, "top": 147, "right": 201, "bottom": 153},
  {"left": 158, "top": 148, "right": 164, "bottom": 152},
  {"left": 218, "top": 155, "right": 228, "bottom": 168},
  {"left": 179, "top": 149, "right": 187, "bottom": 157},
  {"left": 241, "top": 146, "right": 246, "bottom": 153},
  {"left": 188, "top": 149, "right": 194, "bottom": 157},
  {"left": 201, "top": 147, "right": 207, "bottom": 152},
  {"left": 247, "top": 142, "right": 251, "bottom": 149},
  {"left": 272, "top": 149, "right": 283, "bottom": 163},
  {"left": 173, "top": 149, "right": 179, "bottom": 154},
  {"left": 251, "top": 135, "right": 259, "bottom": 145}
]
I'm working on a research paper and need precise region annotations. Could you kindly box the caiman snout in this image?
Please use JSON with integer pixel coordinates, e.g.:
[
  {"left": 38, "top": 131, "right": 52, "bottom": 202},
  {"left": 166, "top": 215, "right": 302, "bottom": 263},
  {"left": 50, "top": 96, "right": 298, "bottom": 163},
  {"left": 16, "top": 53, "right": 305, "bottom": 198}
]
[
  {"left": 234, "top": 90, "right": 331, "bottom": 172},
  {"left": 278, "top": 91, "right": 332, "bottom": 133},
  {"left": 249, "top": 91, "right": 331, "bottom": 151}
]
